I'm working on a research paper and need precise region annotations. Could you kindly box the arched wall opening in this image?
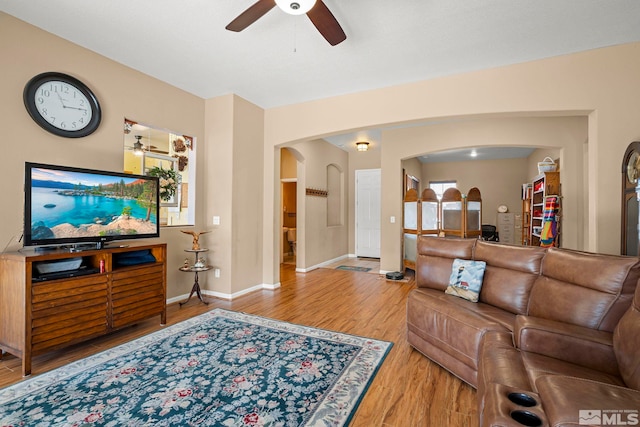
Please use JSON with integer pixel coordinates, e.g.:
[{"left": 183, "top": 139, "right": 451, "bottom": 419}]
[{"left": 263, "top": 43, "right": 640, "bottom": 283}]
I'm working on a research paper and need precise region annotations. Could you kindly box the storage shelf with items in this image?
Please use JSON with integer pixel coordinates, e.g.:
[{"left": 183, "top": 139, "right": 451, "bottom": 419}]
[
  {"left": 525, "top": 172, "right": 560, "bottom": 247},
  {"left": 521, "top": 184, "right": 532, "bottom": 245}
]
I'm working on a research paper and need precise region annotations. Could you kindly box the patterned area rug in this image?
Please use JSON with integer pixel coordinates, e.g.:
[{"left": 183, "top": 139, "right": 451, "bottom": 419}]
[
  {"left": 0, "top": 309, "right": 392, "bottom": 426},
  {"left": 335, "top": 265, "right": 372, "bottom": 272}
]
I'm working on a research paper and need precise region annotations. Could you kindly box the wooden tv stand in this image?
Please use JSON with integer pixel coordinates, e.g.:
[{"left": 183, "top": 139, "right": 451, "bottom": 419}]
[{"left": 0, "top": 243, "right": 166, "bottom": 376}]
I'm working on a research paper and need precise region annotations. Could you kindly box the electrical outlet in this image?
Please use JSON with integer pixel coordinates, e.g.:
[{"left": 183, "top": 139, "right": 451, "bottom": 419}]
[{"left": 390, "top": 216, "right": 396, "bottom": 223}]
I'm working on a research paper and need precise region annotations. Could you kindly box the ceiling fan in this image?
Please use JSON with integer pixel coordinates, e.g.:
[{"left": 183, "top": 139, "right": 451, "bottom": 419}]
[
  {"left": 126, "top": 135, "right": 169, "bottom": 156},
  {"left": 226, "top": 0, "right": 346, "bottom": 46}
]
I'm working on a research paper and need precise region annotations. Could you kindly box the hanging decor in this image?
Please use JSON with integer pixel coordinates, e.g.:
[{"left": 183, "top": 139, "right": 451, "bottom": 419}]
[
  {"left": 306, "top": 188, "right": 328, "bottom": 197},
  {"left": 147, "top": 166, "right": 178, "bottom": 202}
]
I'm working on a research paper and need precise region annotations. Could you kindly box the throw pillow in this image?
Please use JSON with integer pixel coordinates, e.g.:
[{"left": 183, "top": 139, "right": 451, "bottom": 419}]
[{"left": 445, "top": 258, "right": 486, "bottom": 302}]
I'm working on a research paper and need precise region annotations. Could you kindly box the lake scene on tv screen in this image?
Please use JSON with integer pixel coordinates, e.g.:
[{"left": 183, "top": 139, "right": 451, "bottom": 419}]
[{"left": 30, "top": 167, "right": 158, "bottom": 242}]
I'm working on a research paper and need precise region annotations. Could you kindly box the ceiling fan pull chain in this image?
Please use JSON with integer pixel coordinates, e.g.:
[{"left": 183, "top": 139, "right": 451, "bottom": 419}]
[{"left": 293, "top": 20, "right": 298, "bottom": 53}]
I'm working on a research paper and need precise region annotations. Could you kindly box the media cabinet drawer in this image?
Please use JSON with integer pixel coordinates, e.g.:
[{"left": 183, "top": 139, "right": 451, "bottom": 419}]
[
  {"left": 32, "top": 312, "right": 108, "bottom": 354},
  {"left": 112, "top": 262, "right": 164, "bottom": 280},
  {"left": 111, "top": 296, "right": 165, "bottom": 329},
  {"left": 32, "top": 276, "right": 108, "bottom": 311},
  {"left": 110, "top": 263, "right": 165, "bottom": 328},
  {"left": 31, "top": 298, "right": 108, "bottom": 354}
]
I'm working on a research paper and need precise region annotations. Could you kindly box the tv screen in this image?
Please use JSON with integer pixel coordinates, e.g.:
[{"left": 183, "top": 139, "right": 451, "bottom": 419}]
[{"left": 24, "top": 162, "right": 160, "bottom": 248}]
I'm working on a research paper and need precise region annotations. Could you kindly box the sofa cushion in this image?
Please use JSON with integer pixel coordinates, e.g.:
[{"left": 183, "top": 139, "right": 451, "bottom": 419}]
[
  {"left": 407, "top": 288, "right": 512, "bottom": 376},
  {"left": 536, "top": 376, "right": 640, "bottom": 427},
  {"left": 514, "top": 315, "right": 618, "bottom": 375},
  {"left": 521, "top": 351, "right": 626, "bottom": 391},
  {"left": 528, "top": 247, "right": 640, "bottom": 331},
  {"left": 474, "top": 241, "right": 546, "bottom": 315},
  {"left": 445, "top": 258, "right": 486, "bottom": 302},
  {"left": 613, "top": 278, "right": 640, "bottom": 390},
  {"left": 416, "top": 237, "right": 475, "bottom": 291}
]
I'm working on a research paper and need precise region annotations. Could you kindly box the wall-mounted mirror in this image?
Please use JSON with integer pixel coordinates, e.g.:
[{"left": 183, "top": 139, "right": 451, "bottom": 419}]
[{"left": 124, "top": 118, "right": 195, "bottom": 226}]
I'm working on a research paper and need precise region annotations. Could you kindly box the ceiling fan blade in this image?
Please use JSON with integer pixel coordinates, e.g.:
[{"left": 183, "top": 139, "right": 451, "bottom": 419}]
[
  {"left": 226, "top": 0, "right": 276, "bottom": 32},
  {"left": 307, "top": 0, "right": 346, "bottom": 46}
]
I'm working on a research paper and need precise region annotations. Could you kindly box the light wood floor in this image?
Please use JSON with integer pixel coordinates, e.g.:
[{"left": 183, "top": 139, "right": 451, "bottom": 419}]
[{"left": 0, "top": 265, "right": 478, "bottom": 426}]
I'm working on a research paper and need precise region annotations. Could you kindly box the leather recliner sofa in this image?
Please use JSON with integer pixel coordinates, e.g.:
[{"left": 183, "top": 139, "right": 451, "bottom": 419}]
[{"left": 406, "top": 237, "right": 640, "bottom": 426}]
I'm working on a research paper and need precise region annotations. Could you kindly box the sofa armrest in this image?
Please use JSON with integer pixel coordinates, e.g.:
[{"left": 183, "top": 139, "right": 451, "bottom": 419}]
[
  {"left": 536, "top": 375, "right": 640, "bottom": 427},
  {"left": 514, "top": 315, "right": 618, "bottom": 375}
]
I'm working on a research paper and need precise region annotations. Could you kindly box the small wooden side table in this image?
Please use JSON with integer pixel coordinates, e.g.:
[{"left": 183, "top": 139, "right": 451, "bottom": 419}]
[{"left": 179, "top": 248, "right": 211, "bottom": 306}]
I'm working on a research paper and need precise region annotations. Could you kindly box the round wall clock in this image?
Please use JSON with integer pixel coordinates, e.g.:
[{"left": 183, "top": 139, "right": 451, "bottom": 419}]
[
  {"left": 23, "top": 72, "right": 101, "bottom": 138},
  {"left": 497, "top": 204, "right": 508, "bottom": 213}
]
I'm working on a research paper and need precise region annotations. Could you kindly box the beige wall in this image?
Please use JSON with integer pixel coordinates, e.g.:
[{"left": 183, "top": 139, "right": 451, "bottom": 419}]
[
  {"left": 203, "top": 94, "right": 265, "bottom": 296},
  {"left": 402, "top": 158, "right": 423, "bottom": 193},
  {"left": 280, "top": 148, "right": 297, "bottom": 180},
  {"left": 421, "top": 157, "right": 529, "bottom": 225},
  {"left": 0, "top": 13, "right": 205, "bottom": 299},
  {"left": 264, "top": 43, "right": 636, "bottom": 274},
  {"left": 285, "top": 140, "right": 349, "bottom": 270},
  {"left": 6, "top": 11, "right": 640, "bottom": 291},
  {"left": 231, "top": 97, "right": 265, "bottom": 293}
]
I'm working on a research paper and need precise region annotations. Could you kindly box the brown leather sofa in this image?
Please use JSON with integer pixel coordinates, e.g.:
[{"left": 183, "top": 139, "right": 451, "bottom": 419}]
[{"left": 407, "top": 237, "right": 640, "bottom": 427}]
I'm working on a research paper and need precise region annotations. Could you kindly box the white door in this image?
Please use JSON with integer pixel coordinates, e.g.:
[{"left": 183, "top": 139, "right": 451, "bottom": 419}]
[{"left": 356, "top": 169, "right": 381, "bottom": 258}]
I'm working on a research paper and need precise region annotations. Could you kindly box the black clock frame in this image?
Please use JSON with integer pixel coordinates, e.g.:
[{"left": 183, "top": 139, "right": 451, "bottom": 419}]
[{"left": 23, "top": 72, "right": 102, "bottom": 138}]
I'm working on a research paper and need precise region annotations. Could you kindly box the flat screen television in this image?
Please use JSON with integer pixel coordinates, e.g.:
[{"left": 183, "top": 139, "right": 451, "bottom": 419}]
[{"left": 24, "top": 162, "right": 160, "bottom": 248}]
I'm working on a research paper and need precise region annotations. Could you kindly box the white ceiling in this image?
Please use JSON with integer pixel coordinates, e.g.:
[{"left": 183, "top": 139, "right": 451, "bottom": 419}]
[
  {"left": 3, "top": 0, "right": 640, "bottom": 108},
  {"left": 3, "top": 0, "right": 639, "bottom": 159}
]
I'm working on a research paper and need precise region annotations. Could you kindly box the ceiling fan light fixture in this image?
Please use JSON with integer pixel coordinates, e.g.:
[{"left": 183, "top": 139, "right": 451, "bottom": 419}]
[
  {"left": 133, "top": 136, "right": 145, "bottom": 156},
  {"left": 275, "top": 0, "right": 316, "bottom": 15},
  {"left": 356, "top": 141, "right": 370, "bottom": 152}
]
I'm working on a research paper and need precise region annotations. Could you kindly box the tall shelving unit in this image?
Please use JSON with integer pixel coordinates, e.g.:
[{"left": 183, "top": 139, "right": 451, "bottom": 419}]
[
  {"left": 521, "top": 184, "right": 532, "bottom": 245},
  {"left": 527, "top": 172, "right": 560, "bottom": 247}
]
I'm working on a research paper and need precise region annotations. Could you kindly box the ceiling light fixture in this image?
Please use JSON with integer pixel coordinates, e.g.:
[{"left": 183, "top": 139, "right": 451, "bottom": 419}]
[
  {"left": 275, "top": 0, "right": 317, "bottom": 15},
  {"left": 133, "top": 135, "right": 145, "bottom": 156},
  {"left": 470, "top": 149, "right": 478, "bottom": 157},
  {"left": 356, "top": 141, "right": 370, "bottom": 152}
]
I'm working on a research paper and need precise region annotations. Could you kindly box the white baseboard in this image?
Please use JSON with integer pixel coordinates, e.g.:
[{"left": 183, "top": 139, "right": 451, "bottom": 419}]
[
  {"left": 296, "top": 254, "right": 350, "bottom": 273},
  {"left": 167, "top": 282, "right": 281, "bottom": 303}
]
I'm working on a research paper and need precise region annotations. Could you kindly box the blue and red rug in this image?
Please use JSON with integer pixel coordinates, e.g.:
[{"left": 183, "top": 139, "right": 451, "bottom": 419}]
[{"left": 0, "top": 309, "right": 392, "bottom": 426}]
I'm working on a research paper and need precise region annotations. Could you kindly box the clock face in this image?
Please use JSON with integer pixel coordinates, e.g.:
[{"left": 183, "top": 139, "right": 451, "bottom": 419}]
[
  {"left": 627, "top": 151, "right": 640, "bottom": 184},
  {"left": 33, "top": 80, "right": 93, "bottom": 131},
  {"left": 24, "top": 72, "right": 101, "bottom": 138}
]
